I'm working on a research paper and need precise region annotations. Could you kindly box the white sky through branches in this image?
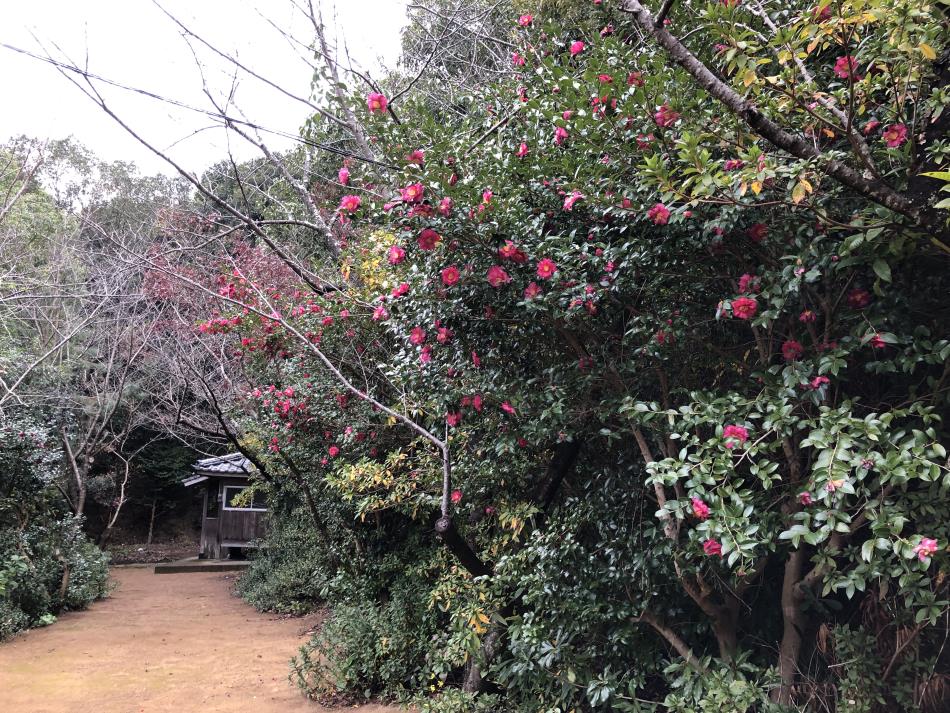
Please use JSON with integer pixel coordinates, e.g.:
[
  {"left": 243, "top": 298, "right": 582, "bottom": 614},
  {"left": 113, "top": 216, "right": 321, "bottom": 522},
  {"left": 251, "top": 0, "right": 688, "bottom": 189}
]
[{"left": 0, "top": 0, "right": 408, "bottom": 175}]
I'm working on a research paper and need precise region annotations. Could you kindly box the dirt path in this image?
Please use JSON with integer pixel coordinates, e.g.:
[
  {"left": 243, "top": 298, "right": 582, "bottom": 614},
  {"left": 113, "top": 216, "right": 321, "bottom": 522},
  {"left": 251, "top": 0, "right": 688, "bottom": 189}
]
[{"left": 0, "top": 568, "right": 395, "bottom": 713}]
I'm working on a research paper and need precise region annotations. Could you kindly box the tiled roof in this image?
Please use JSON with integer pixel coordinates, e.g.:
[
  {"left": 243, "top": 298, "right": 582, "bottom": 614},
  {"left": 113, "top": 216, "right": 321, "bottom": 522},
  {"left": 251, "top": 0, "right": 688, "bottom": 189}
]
[{"left": 192, "top": 452, "right": 255, "bottom": 475}]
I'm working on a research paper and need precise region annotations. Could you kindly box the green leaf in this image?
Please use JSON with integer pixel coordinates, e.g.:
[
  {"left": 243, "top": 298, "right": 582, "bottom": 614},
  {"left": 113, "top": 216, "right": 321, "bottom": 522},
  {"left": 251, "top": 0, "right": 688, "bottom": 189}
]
[{"left": 872, "top": 259, "right": 891, "bottom": 283}]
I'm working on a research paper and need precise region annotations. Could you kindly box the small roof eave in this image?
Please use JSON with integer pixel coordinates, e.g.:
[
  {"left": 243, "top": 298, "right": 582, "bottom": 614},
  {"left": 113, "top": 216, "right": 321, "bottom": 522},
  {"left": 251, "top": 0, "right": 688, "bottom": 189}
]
[{"left": 182, "top": 474, "right": 209, "bottom": 487}]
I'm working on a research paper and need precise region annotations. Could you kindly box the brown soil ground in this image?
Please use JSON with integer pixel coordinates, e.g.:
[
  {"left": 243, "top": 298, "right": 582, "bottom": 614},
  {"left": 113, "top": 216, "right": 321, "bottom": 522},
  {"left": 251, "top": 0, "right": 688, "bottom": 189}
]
[{"left": 0, "top": 567, "right": 396, "bottom": 713}]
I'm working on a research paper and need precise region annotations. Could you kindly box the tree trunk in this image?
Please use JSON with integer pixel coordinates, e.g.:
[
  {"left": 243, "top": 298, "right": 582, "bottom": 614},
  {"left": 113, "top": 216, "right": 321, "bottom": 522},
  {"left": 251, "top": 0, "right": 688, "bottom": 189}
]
[
  {"left": 773, "top": 549, "right": 806, "bottom": 705},
  {"left": 146, "top": 498, "right": 157, "bottom": 547}
]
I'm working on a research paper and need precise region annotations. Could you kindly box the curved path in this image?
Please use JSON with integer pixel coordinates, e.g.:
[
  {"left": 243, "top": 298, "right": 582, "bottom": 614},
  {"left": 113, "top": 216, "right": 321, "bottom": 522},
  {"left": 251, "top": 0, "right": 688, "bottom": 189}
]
[{"left": 0, "top": 568, "right": 394, "bottom": 713}]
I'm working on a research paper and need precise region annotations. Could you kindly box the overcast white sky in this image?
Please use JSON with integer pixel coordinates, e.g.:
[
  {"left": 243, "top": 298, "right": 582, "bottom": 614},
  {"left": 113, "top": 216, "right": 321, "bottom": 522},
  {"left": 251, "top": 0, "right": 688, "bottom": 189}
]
[{"left": 0, "top": 0, "right": 408, "bottom": 175}]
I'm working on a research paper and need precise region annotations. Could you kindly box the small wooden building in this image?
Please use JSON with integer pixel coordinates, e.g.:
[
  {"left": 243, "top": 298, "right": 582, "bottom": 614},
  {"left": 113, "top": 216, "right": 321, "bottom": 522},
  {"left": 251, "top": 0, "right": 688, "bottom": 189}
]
[{"left": 183, "top": 453, "right": 267, "bottom": 559}]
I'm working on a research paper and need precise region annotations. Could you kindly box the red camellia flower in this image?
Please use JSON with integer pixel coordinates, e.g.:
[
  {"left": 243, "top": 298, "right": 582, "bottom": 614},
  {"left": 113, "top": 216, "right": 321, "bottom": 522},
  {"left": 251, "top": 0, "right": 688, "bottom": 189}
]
[
  {"left": 446, "top": 412, "right": 462, "bottom": 427},
  {"left": 913, "top": 538, "right": 938, "bottom": 561},
  {"left": 419, "top": 345, "right": 432, "bottom": 364},
  {"left": 517, "top": 13, "right": 533, "bottom": 26},
  {"left": 627, "top": 71, "right": 644, "bottom": 86},
  {"left": 524, "top": 281, "right": 541, "bottom": 299},
  {"left": 636, "top": 133, "right": 654, "bottom": 149},
  {"left": 372, "top": 305, "right": 388, "bottom": 321},
  {"left": 812, "top": 5, "right": 832, "bottom": 21},
  {"left": 691, "top": 497, "right": 711, "bottom": 520},
  {"left": 723, "top": 424, "right": 749, "bottom": 448},
  {"left": 512, "top": 52, "right": 526, "bottom": 67},
  {"left": 703, "top": 540, "right": 723, "bottom": 556},
  {"left": 554, "top": 126, "right": 569, "bottom": 145},
  {"left": 366, "top": 92, "right": 388, "bottom": 114},
  {"left": 597, "top": 73, "right": 613, "bottom": 84},
  {"left": 536, "top": 258, "right": 557, "bottom": 280},
  {"left": 516, "top": 142, "right": 529, "bottom": 158},
  {"left": 498, "top": 241, "right": 527, "bottom": 263},
  {"left": 738, "top": 273, "right": 759, "bottom": 294},
  {"left": 338, "top": 166, "right": 350, "bottom": 185},
  {"left": 339, "top": 195, "right": 361, "bottom": 213},
  {"left": 653, "top": 104, "right": 680, "bottom": 127},
  {"left": 731, "top": 296, "right": 758, "bottom": 320},
  {"left": 869, "top": 333, "right": 887, "bottom": 348},
  {"left": 441, "top": 265, "right": 460, "bottom": 286},
  {"left": 882, "top": 123, "right": 908, "bottom": 148},
  {"left": 798, "top": 491, "right": 813, "bottom": 506},
  {"left": 847, "top": 288, "right": 871, "bottom": 309},
  {"left": 417, "top": 228, "right": 441, "bottom": 251},
  {"left": 500, "top": 401, "right": 516, "bottom": 415},
  {"left": 328, "top": 445, "right": 340, "bottom": 457},
  {"left": 401, "top": 183, "right": 424, "bottom": 203},
  {"left": 387, "top": 245, "right": 406, "bottom": 265},
  {"left": 437, "top": 327, "right": 453, "bottom": 343},
  {"left": 487, "top": 265, "right": 511, "bottom": 287},
  {"left": 747, "top": 223, "right": 768, "bottom": 243},
  {"left": 782, "top": 339, "right": 804, "bottom": 361},
  {"left": 438, "top": 197, "right": 453, "bottom": 216},
  {"left": 391, "top": 282, "right": 410, "bottom": 298},
  {"left": 405, "top": 149, "right": 425, "bottom": 165},
  {"left": 862, "top": 119, "right": 881, "bottom": 135},
  {"left": 451, "top": 489, "right": 463, "bottom": 504},
  {"left": 472, "top": 351, "right": 481, "bottom": 367},
  {"left": 563, "top": 190, "right": 584, "bottom": 211},
  {"left": 409, "top": 327, "right": 427, "bottom": 345},
  {"left": 647, "top": 203, "right": 671, "bottom": 225},
  {"left": 833, "top": 55, "right": 861, "bottom": 81},
  {"left": 570, "top": 40, "right": 585, "bottom": 56},
  {"left": 799, "top": 309, "right": 817, "bottom": 323},
  {"left": 810, "top": 376, "right": 830, "bottom": 390}
]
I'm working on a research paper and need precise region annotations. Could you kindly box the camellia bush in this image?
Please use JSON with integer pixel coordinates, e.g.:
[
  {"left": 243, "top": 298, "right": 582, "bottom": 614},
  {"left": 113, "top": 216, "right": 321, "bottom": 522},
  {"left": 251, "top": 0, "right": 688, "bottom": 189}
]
[{"left": 165, "top": 0, "right": 950, "bottom": 710}]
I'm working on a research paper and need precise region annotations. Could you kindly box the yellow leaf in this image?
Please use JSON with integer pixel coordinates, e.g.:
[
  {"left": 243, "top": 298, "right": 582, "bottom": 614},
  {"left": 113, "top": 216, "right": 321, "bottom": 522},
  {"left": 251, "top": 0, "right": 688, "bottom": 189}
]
[
  {"left": 806, "top": 38, "right": 819, "bottom": 54},
  {"left": 792, "top": 182, "right": 807, "bottom": 204},
  {"left": 742, "top": 68, "right": 756, "bottom": 87},
  {"left": 801, "top": 178, "right": 813, "bottom": 193},
  {"left": 920, "top": 43, "right": 936, "bottom": 61},
  {"left": 751, "top": 181, "right": 762, "bottom": 195},
  {"left": 739, "top": 181, "right": 748, "bottom": 197}
]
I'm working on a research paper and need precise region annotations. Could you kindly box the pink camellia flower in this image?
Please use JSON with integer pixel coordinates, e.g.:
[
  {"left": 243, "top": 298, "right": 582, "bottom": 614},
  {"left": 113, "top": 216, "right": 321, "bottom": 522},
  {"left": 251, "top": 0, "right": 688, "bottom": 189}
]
[
  {"left": 391, "top": 282, "right": 410, "bottom": 298},
  {"left": 518, "top": 13, "right": 533, "bottom": 26},
  {"left": 418, "top": 228, "right": 441, "bottom": 251},
  {"left": 500, "top": 401, "right": 516, "bottom": 415},
  {"left": 882, "top": 123, "right": 908, "bottom": 148},
  {"left": 409, "top": 326, "right": 427, "bottom": 345},
  {"left": 810, "top": 375, "right": 830, "bottom": 390},
  {"left": 703, "top": 539, "right": 723, "bottom": 556},
  {"left": 654, "top": 104, "right": 681, "bottom": 127},
  {"left": 798, "top": 491, "right": 813, "bottom": 506},
  {"left": 387, "top": 245, "right": 406, "bottom": 265},
  {"left": 723, "top": 159, "right": 745, "bottom": 171},
  {"left": 570, "top": 40, "right": 585, "bottom": 56},
  {"left": 366, "top": 92, "right": 388, "bottom": 114},
  {"left": 723, "top": 424, "right": 750, "bottom": 448},
  {"left": 438, "top": 197, "right": 453, "bottom": 216},
  {"left": 481, "top": 189, "right": 493, "bottom": 204},
  {"left": 863, "top": 119, "right": 881, "bottom": 135},
  {"left": 847, "top": 288, "right": 871, "bottom": 309},
  {"left": 536, "top": 258, "right": 558, "bottom": 279},
  {"left": 563, "top": 190, "right": 584, "bottom": 211},
  {"left": 554, "top": 126, "right": 569, "bottom": 145},
  {"left": 328, "top": 445, "right": 340, "bottom": 457},
  {"left": 628, "top": 71, "right": 644, "bottom": 86},
  {"left": 597, "top": 73, "right": 613, "bottom": 84},
  {"left": 782, "top": 339, "right": 804, "bottom": 361},
  {"left": 869, "top": 333, "right": 888, "bottom": 349},
  {"left": 747, "top": 223, "right": 768, "bottom": 243},
  {"left": 799, "top": 309, "right": 817, "bottom": 323},
  {"left": 524, "top": 281, "right": 541, "bottom": 299},
  {"left": 401, "top": 183, "right": 424, "bottom": 203},
  {"left": 812, "top": 4, "right": 832, "bottom": 21},
  {"left": 512, "top": 52, "right": 526, "bottom": 67},
  {"left": 498, "top": 240, "right": 527, "bottom": 263},
  {"left": 691, "top": 497, "right": 711, "bottom": 520},
  {"left": 405, "top": 149, "right": 425, "bottom": 165},
  {"left": 913, "top": 538, "right": 938, "bottom": 561},
  {"left": 471, "top": 393, "right": 483, "bottom": 412},
  {"left": 636, "top": 133, "right": 654, "bottom": 149},
  {"left": 441, "top": 265, "right": 461, "bottom": 286},
  {"left": 562, "top": 110, "right": 573, "bottom": 121},
  {"left": 448, "top": 173, "right": 458, "bottom": 187},
  {"left": 487, "top": 265, "right": 511, "bottom": 287},
  {"left": 339, "top": 195, "right": 361, "bottom": 213},
  {"left": 451, "top": 489, "right": 463, "bottom": 504},
  {"left": 833, "top": 55, "right": 861, "bottom": 81},
  {"left": 731, "top": 296, "right": 758, "bottom": 320},
  {"left": 516, "top": 142, "right": 529, "bottom": 158},
  {"left": 738, "top": 273, "right": 759, "bottom": 294},
  {"left": 372, "top": 305, "right": 388, "bottom": 321},
  {"left": 419, "top": 345, "right": 433, "bottom": 364},
  {"left": 338, "top": 166, "right": 350, "bottom": 185},
  {"left": 446, "top": 412, "right": 462, "bottom": 427},
  {"left": 437, "top": 327, "right": 453, "bottom": 343},
  {"left": 472, "top": 351, "right": 481, "bottom": 367},
  {"left": 647, "top": 203, "right": 671, "bottom": 225}
]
